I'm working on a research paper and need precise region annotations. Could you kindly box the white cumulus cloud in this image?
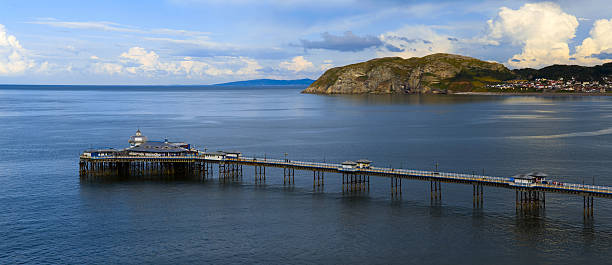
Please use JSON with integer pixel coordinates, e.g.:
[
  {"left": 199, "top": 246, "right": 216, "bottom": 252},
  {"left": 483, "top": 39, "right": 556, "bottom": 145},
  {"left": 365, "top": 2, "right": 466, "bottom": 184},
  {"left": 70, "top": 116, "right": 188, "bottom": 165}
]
[
  {"left": 93, "top": 47, "right": 262, "bottom": 78},
  {"left": 279, "top": 56, "right": 315, "bottom": 72},
  {"left": 574, "top": 19, "right": 612, "bottom": 62},
  {"left": 120, "top": 47, "right": 180, "bottom": 75},
  {"left": 485, "top": 2, "right": 579, "bottom": 68},
  {"left": 235, "top": 57, "right": 262, "bottom": 75},
  {"left": 0, "top": 24, "right": 36, "bottom": 75},
  {"left": 92, "top": 62, "right": 123, "bottom": 75},
  {"left": 320, "top": 63, "right": 333, "bottom": 71}
]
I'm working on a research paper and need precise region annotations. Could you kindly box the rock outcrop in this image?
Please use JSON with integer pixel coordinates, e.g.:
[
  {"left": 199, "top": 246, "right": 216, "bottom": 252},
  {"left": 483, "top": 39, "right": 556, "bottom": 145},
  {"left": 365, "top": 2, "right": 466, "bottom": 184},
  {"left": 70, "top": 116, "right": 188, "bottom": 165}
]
[{"left": 302, "top": 53, "right": 515, "bottom": 94}]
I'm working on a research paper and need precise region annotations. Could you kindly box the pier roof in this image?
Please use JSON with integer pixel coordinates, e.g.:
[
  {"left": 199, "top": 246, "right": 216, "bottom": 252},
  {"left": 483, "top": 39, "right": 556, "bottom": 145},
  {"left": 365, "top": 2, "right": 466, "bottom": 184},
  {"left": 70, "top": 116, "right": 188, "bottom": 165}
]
[
  {"left": 527, "top": 172, "right": 548, "bottom": 178},
  {"left": 127, "top": 141, "right": 190, "bottom": 153},
  {"left": 513, "top": 174, "right": 536, "bottom": 180},
  {"left": 84, "top": 149, "right": 119, "bottom": 153},
  {"left": 513, "top": 172, "right": 548, "bottom": 180},
  {"left": 204, "top": 151, "right": 226, "bottom": 155}
]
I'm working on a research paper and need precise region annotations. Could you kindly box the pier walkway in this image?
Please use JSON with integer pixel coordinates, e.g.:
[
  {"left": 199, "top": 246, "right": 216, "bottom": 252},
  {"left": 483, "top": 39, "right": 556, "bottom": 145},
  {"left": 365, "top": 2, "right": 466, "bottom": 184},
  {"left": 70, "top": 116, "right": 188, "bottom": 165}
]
[
  {"left": 80, "top": 155, "right": 612, "bottom": 198},
  {"left": 80, "top": 129, "right": 605, "bottom": 217}
]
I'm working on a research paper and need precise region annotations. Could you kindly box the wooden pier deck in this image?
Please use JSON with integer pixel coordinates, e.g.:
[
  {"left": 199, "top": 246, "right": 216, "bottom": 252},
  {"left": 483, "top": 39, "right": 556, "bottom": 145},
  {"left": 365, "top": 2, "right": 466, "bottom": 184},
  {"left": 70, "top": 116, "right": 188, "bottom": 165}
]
[{"left": 80, "top": 155, "right": 612, "bottom": 199}]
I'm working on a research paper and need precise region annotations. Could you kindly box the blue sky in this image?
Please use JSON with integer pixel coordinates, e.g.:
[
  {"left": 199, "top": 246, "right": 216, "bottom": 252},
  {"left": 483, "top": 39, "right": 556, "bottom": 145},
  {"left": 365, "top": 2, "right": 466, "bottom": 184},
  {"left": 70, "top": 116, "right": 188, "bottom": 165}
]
[{"left": 1, "top": 0, "right": 612, "bottom": 84}]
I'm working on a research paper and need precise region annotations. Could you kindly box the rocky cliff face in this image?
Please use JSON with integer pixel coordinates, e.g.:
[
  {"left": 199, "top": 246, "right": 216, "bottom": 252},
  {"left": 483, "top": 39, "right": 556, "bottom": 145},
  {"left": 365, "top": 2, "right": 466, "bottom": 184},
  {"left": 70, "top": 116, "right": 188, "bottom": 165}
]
[{"left": 302, "top": 53, "right": 515, "bottom": 94}]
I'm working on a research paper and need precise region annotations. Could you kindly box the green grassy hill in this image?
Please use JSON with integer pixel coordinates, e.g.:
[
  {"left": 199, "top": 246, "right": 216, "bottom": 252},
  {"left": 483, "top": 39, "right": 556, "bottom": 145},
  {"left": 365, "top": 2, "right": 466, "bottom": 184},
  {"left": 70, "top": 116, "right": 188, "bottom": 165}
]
[{"left": 303, "top": 53, "right": 516, "bottom": 94}]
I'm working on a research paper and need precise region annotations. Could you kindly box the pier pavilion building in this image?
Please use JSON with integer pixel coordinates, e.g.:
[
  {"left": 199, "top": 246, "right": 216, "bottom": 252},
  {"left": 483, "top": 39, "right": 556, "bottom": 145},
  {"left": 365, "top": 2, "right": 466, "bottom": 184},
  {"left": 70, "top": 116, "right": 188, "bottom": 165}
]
[
  {"left": 86, "top": 129, "right": 197, "bottom": 157},
  {"left": 356, "top": 159, "right": 372, "bottom": 169},
  {"left": 128, "top": 129, "right": 148, "bottom": 147},
  {"left": 125, "top": 140, "right": 196, "bottom": 157}
]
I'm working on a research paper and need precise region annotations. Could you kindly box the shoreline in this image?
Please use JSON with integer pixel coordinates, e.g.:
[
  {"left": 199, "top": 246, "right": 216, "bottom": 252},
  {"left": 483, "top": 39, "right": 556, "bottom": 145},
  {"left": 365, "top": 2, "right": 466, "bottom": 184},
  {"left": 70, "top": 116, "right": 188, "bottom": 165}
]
[
  {"left": 303, "top": 91, "right": 612, "bottom": 96},
  {"left": 452, "top": 91, "right": 612, "bottom": 96}
]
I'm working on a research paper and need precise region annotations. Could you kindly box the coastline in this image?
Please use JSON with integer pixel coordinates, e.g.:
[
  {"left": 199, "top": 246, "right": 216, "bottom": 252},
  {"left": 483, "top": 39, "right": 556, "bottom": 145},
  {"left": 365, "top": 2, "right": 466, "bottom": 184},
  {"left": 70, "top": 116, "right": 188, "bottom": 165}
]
[
  {"left": 302, "top": 90, "right": 612, "bottom": 96},
  {"left": 452, "top": 91, "right": 612, "bottom": 96}
]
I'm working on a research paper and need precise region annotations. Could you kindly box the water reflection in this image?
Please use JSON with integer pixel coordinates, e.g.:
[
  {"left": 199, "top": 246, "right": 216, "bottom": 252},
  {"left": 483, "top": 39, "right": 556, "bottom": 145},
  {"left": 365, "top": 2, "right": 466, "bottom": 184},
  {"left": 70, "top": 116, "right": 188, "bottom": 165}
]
[
  {"left": 509, "top": 127, "right": 612, "bottom": 139},
  {"left": 325, "top": 93, "right": 612, "bottom": 106},
  {"left": 326, "top": 94, "right": 505, "bottom": 105},
  {"left": 6, "top": 87, "right": 612, "bottom": 264}
]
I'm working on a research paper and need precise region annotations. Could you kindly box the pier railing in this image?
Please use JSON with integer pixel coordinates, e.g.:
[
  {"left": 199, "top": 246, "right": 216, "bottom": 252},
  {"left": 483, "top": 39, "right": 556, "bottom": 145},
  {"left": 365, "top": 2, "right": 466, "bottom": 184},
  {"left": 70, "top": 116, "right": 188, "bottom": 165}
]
[{"left": 80, "top": 154, "right": 612, "bottom": 195}]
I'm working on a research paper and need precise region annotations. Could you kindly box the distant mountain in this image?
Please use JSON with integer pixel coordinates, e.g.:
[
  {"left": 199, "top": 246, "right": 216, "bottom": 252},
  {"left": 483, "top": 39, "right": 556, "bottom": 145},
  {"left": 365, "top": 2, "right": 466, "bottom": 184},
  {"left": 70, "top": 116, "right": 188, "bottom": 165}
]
[
  {"left": 214, "top": 79, "right": 314, "bottom": 86},
  {"left": 303, "top": 53, "right": 514, "bottom": 94}
]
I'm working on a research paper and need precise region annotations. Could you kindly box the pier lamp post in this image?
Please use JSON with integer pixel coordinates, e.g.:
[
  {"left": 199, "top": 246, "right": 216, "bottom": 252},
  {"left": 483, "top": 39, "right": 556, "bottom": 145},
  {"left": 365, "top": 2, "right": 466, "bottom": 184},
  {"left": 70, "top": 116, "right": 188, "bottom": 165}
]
[
  {"left": 284, "top": 153, "right": 288, "bottom": 162},
  {"left": 435, "top": 162, "right": 439, "bottom": 172}
]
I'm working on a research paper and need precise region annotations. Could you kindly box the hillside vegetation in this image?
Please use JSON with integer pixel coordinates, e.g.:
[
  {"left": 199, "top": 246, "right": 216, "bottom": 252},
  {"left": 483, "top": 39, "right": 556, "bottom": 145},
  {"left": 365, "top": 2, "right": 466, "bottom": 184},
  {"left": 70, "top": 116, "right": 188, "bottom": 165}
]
[
  {"left": 302, "top": 53, "right": 515, "bottom": 94},
  {"left": 303, "top": 53, "right": 612, "bottom": 94},
  {"left": 513, "top": 63, "right": 612, "bottom": 82}
]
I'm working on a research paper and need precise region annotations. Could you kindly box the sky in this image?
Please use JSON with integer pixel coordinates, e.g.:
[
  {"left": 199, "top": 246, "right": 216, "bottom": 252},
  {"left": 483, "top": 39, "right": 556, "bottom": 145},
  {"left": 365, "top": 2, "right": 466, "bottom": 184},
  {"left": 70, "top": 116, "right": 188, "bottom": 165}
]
[{"left": 1, "top": 0, "right": 612, "bottom": 85}]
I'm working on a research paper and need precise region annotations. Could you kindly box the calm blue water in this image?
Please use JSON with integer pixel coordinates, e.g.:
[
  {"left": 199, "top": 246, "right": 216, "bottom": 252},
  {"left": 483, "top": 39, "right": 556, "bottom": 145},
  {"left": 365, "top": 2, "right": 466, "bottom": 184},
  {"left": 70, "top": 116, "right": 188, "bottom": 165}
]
[{"left": 1, "top": 86, "right": 612, "bottom": 264}]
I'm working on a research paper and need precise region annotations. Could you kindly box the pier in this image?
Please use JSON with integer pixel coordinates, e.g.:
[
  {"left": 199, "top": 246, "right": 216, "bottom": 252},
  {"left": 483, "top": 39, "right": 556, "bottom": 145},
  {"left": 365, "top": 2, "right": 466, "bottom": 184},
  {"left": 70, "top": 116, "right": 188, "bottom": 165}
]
[{"left": 80, "top": 130, "right": 612, "bottom": 217}]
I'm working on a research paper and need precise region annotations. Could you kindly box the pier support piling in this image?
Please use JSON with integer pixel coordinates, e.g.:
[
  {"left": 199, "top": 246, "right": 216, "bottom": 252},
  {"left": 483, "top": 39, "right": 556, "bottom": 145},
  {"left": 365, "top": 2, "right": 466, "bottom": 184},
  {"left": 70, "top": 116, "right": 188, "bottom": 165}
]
[
  {"left": 430, "top": 180, "right": 441, "bottom": 201},
  {"left": 515, "top": 188, "right": 545, "bottom": 211},
  {"left": 391, "top": 177, "right": 402, "bottom": 198},
  {"left": 473, "top": 184, "right": 483, "bottom": 208},
  {"left": 342, "top": 173, "right": 368, "bottom": 194},
  {"left": 584, "top": 196, "right": 594, "bottom": 217},
  {"left": 313, "top": 170, "right": 324, "bottom": 188},
  {"left": 254, "top": 165, "right": 266, "bottom": 183},
  {"left": 283, "top": 167, "right": 295, "bottom": 185}
]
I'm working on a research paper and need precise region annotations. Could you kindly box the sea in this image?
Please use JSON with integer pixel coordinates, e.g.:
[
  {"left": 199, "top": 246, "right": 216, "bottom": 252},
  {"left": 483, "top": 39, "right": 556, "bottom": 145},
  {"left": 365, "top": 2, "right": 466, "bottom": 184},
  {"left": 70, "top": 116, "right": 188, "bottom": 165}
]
[{"left": 1, "top": 85, "right": 611, "bottom": 264}]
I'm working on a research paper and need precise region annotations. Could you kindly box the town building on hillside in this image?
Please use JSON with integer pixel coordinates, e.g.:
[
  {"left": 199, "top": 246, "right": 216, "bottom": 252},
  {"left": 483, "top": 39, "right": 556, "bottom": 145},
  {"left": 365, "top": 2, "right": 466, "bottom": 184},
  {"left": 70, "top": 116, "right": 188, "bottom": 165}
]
[{"left": 486, "top": 75, "right": 612, "bottom": 93}]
